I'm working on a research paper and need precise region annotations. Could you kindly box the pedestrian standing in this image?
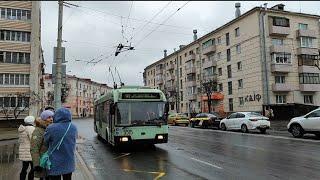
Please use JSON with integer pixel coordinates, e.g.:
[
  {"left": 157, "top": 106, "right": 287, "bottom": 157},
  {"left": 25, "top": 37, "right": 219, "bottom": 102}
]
[
  {"left": 270, "top": 108, "right": 274, "bottom": 120},
  {"left": 31, "top": 110, "right": 54, "bottom": 180},
  {"left": 44, "top": 107, "right": 78, "bottom": 180},
  {"left": 18, "top": 115, "right": 36, "bottom": 180}
]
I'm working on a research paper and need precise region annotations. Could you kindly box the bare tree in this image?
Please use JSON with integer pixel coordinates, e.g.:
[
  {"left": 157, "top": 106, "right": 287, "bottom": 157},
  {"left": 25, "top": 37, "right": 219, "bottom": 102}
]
[{"left": 201, "top": 79, "right": 217, "bottom": 113}]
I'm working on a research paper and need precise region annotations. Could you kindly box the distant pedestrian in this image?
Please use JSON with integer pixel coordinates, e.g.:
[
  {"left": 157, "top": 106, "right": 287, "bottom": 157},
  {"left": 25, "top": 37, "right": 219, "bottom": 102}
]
[
  {"left": 44, "top": 107, "right": 78, "bottom": 180},
  {"left": 31, "top": 110, "right": 54, "bottom": 180},
  {"left": 18, "top": 115, "right": 36, "bottom": 180},
  {"left": 270, "top": 108, "right": 274, "bottom": 120}
]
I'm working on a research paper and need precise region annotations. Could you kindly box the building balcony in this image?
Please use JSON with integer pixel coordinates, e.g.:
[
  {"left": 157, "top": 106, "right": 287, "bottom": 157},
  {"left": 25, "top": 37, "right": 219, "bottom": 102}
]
[
  {"left": 296, "top": 29, "right": 317, "bottom": 38},
  {"left": 167, "top": 63, "right": 175, "bottom": 70},
  {"left": 202, "top": 45, "right": 216, "bottom": 55},
  {"left": 269, "top": 25, "right": 290, "bottom": 36},
  {"left": 156, "top": 69, "right": 164, "bottom": 75},
  {"left": 270, "top": 45, "right": 291, "bottom": 53},
  {"left": 185, "top": 67, "right": 196, "bottom": 74},
  {"left": 298, "top": 65, "right": 319, "bottom": 73},
  {"left": 272, "top": 83, "right": 293, "bottom": 92},
  {"left": 202, "top": 60, "right": 217, "bottom": 69},
  {"left": 156, "top": 78, "right": 164, "bottom": 85},
  {"left": 186, "top": 54, "right": 196, "bottom": 62},
  {"left": 297, "top": 47, "right": 319, "bottom": 55},
  {"left": 167, "top": 74, "right": 175, "bottom": 81},
  {"left": 299, "top": 84, "right": 320, "bottom": 92},
  {"left": 186, "top": 80, "right": 196, "bottom": 87},
  {"left": 271, "top": 63, "right": 292, "bottom": 73},
  {"left": 187, "top": 94, "right": 197, "bottom": 100},
  {"left": 203, "top": 74, "right": 218, "bottom": 82}
]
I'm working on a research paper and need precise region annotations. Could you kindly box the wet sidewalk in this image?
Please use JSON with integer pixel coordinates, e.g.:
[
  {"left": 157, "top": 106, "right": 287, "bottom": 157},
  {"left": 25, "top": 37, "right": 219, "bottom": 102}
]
[{"left": 0, "top": 139, "right": 94, "bottom": 180}]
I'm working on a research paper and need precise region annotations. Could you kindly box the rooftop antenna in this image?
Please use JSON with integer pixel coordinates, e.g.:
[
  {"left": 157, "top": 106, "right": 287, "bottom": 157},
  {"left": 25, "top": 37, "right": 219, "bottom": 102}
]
[
  {"left": 115, "top": 67, "right": 124, "bottom": 87},
  {"left": 109, "top": 66, "right": 117, "bottom": 89}
]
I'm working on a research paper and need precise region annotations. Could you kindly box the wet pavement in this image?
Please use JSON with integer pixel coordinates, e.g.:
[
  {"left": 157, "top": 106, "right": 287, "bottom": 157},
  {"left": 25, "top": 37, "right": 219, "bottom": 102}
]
[{"left": 73, "top": 118, "right": 320, "bottom": 180}]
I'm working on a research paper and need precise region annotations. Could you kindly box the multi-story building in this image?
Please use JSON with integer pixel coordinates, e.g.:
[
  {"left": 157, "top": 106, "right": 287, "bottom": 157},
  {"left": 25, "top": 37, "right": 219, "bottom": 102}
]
[
  {"left": 0, "top": 1, "right": 44, "bottom": 120},
  {"left": 144, "top": 4, "right": 320, "bottom": 120},
  {"left": 44, "top": 73, "right": 112, "bottom": 118}
]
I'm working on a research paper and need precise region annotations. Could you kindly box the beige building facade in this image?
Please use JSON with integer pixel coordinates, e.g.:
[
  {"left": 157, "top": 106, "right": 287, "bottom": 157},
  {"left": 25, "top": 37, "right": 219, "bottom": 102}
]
[
  {"left": 144, "top": 4, "right": 320, "bottom": 120},
  {"left": 0, "top": 1, "right": 44, "bottom": 120},
  {"left": 44, "top": 73, "right": 112, "bottom": 118}
]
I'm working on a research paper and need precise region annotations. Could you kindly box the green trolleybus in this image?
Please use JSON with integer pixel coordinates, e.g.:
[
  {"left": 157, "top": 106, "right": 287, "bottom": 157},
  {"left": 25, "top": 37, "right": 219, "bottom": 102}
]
[{"left": 94, "top": 86, "right": 169, "bottom": 146}]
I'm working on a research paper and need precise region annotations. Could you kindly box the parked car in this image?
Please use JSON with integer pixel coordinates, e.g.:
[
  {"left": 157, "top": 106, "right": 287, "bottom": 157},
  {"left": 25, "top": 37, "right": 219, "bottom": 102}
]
[
  {"left": 220, "top": 112, "right": 270, "bottom": 134},
  {"left": 190, "top": 113, "right": 221, "bottom": 129},
  {"left": 167, "top": 113, "right": 189, "bottom": 126},
  {"left": 287, "top": 108, "right": 320, "bottom": 138}
]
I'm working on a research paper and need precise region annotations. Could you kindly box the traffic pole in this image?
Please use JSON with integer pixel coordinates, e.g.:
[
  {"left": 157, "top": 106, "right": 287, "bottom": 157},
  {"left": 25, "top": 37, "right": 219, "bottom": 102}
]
[{"left": 54, "top": 0, "right": 63, "bottom": 109}]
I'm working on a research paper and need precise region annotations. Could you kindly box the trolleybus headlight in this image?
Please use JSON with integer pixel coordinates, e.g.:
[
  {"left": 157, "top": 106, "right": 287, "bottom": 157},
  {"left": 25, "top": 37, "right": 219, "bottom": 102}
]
[
  {"left": 120, "top": 137, "right": 129, "bottom": 142},
  {"left": 157, "top": 135, "right": 164, "bottom": 140}
]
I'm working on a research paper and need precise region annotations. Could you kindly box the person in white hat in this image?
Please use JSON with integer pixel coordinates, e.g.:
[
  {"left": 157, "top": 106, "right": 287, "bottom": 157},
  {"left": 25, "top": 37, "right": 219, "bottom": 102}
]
[{"left": 18, "top": 115, "right": 36, "bottom": 180}]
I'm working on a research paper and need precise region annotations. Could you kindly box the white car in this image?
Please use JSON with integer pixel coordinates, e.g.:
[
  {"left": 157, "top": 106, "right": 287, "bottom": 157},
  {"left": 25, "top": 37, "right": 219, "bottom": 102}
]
[
  {"left": 287, "top": 108, "right": 320, "bottom": 138},
  {"left": 220, "top": 112, "right": 270, "bottom": 134}
]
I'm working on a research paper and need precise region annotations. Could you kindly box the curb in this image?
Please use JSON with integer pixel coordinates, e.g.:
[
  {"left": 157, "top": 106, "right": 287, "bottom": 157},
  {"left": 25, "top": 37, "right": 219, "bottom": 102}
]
[
  {"left": 75, "top": 149, "right": 95, "bottom": 180},
  {"left": 0, "top": 137, "right": 18, "bottom": 141}
]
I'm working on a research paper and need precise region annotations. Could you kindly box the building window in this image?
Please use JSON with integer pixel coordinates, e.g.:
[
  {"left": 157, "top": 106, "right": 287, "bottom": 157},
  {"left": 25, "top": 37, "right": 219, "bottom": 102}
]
[
  {"left": 304, "top": 95, "right": 313, "bottom": 104},
  {"left": 229, "top": 98, "right": 233, "bottom": 111},
  {"left": 272, "top": 38, "right": 284, "bottom": 45},
  {"left": 218, "top": 68, "right": 222, "bottom": 76},
  {"left": 217, "top": 52, "right": 221, "bottom": 60},
  {"left": 228, "top": 81, "right": 232, "bottom": 95},
  {"left": 0, "top": 30, "right": 31, "bottom": 42},
  {"left": 271, "top": 53, "right": 291, "bottom": 64},
  {"left": 218, "top": 83, "right": 223, "bottom": 92},
  {"left": 0, "top": 51, "right": 30, "bottom": 64},
  {"left": 299, "top": 73, "right": 320, "bottom": 84},
  {"left": 227, "top": 49, "right": 231, "bottom": 61},
  {"left": 272, "top": 17, "right": 290, "bottom": 27},
  {"left": 236, "top": 44, "right": 241, "bottom": 54},
  {"left": 237, "top": 61, "right": 242, "bottom": 71},
  {"left": 299, "top": 23, "right": 308, "bottom": 30},
  {"left": 275, "top": 76, "right": 285, "bottom": 83},
  {"left": 235, "top": 27, "right": 240, "bottom": 37},
  {"left": 180, "top": 80, "right": 183, "bottom": 89},
  {"left": 227, "top": 65, "right": 232, "bottom": 78},
  {"left": 300, "top": 37, "right": 313, "bottom": 48},
  {"left": 202, "top": 39, "right": 215, "bottom": 49},
  {"left": 0, "top": 73, "right": 29, "bottom": 85},
  {"left": 225, "top": 33, "right": 230, "bottom": 46},
  {"left": 217, "top": 37, "right": 221, "bottom": 45},
  {"left": 276, "top": 95, "right": 286, "bottom": 104},
  {"left": 0, "top": 8, "right": 31, "bottom": 21},
  {"left": 238, "top": 79, "right": 243, "bottom": 89},
  {"left": 298, "top": 54, "right": 319, "bottom": 66},
  {"left": 239, "top": 97, "right": 244, "bottom": 106}
]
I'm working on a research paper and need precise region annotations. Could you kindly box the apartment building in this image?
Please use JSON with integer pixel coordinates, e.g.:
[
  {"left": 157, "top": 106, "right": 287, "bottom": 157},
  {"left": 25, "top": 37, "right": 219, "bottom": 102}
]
[
  {"left": 44, "top": 73, "right": 112, "bottom": 118},
  {"left": 0, "top": 1, "right": 44, "bottom": 120},
  {"left": 144, "top": 4, "right": 320, "bottom": 119}
]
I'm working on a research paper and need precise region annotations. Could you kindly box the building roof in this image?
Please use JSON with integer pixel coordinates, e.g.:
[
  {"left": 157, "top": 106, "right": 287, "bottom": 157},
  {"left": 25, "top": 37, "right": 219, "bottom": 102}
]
[
  {"left": 144, "top": 5, "right": 320, "bottom": 70},
  {"left": 44, "top": 73, "right": 112, "bottom": 89}
]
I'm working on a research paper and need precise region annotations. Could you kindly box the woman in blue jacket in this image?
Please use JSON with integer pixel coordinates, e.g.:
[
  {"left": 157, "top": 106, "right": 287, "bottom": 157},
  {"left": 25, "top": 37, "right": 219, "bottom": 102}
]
[{"left": 44, "top": 107, "right": 78, "bottom": 180}]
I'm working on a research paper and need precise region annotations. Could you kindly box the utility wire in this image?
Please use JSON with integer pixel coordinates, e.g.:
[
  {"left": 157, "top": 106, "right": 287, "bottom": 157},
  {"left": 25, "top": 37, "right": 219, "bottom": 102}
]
[
  {"left": 134, "top": 1, "right": 190, "bottom": 48},
  {"left": 130, "top": 1, "right": 172, "bottom": 42}
]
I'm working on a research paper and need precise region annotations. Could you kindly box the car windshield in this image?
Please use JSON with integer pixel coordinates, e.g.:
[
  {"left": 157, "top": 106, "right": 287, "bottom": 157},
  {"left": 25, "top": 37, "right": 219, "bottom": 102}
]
[
  {"left": 116, "top": 101, "right": 166, "bottom": 125},
  {"left": 248, "top": 112, "right": 264, "bottom": 117}
]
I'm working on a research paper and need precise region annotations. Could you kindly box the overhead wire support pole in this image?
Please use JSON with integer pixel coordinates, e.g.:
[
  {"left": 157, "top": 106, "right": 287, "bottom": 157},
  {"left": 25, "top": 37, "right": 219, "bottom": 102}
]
[{"left": 54, "top": 0, "right": 64, "bottom": 109}]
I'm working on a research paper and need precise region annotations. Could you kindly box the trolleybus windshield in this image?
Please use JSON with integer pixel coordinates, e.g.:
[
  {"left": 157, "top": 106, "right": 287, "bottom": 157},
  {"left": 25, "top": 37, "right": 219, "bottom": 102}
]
[{"left": 116, "top": 101, "right": 166, "bottom": 126}]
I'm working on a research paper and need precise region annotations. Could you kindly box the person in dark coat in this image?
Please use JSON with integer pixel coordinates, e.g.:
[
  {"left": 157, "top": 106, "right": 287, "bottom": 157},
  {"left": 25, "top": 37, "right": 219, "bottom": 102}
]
[{"left": 44, "top": 107, "right": 77, "bottom": 180}]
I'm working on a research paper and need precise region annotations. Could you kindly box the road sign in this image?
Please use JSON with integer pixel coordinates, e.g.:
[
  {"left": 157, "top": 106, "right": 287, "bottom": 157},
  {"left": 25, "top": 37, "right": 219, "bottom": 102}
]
[
  {"left": 52, "top": 63, "right": 66, "bottom": 84},
  {"left": 53, "top": 47, "right": 66, "bottom": 63}
]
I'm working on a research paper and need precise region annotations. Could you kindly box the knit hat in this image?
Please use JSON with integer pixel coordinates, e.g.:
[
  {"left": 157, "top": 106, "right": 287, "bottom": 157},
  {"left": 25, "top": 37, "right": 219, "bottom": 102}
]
[
  {"left": 24, "top": 116, "right": 35, "bottom": 125},
  {"left": 40, "top": 110, "right": 55, "bottom": 121}
]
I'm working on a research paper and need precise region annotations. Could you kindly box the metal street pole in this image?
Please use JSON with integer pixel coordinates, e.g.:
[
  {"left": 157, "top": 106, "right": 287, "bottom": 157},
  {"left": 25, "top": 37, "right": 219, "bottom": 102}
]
[{"left": 54, "top": 0, "right": 63, "bottom": 109}]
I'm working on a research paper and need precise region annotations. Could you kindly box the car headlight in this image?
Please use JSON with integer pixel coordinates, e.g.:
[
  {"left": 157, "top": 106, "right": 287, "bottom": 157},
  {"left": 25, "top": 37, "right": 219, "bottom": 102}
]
[
  {"left": 120, "top": 137, "right": 129, "bottom": 142},
  {"left": 157, "top": 135, "right": 164, "bottom": 140}
]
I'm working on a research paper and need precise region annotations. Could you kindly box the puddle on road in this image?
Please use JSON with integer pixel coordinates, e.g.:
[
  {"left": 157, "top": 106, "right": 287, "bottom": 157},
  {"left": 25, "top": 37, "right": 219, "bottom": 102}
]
[{"left": 0, "top": 143, "right": 19, "bottom": 180}]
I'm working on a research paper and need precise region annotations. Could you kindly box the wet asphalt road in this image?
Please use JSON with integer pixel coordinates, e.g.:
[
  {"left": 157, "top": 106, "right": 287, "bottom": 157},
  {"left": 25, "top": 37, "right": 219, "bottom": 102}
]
[{"left": 73, "top": 118, "right": 320, "bottom": 180}]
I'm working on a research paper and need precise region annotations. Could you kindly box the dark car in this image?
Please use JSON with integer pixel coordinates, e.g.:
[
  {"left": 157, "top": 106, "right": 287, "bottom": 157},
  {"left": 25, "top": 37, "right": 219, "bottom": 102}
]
[{"left": 190, "top": 112, "right": 221, "bottom": 129}]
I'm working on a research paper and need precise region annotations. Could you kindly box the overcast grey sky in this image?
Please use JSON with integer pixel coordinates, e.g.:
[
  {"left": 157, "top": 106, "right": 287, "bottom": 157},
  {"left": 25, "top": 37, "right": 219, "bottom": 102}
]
[{"left": 41, "top": 1, "right": 320, "bottom": 87}]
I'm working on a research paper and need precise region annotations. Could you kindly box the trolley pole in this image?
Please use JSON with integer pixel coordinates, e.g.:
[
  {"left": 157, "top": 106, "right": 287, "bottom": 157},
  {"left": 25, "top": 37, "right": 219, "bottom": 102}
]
[{"left": 54, "top": 0, "right": 64, "bottom": 109}]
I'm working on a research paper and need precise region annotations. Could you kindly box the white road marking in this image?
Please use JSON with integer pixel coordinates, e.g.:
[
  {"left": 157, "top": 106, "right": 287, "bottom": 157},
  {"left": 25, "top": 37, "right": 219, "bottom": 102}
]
[
  {"left": 114, "top": 153, "right": 131, "bottom": 159},
  {"left": 171, "top": 126, "right": 320, "bottom": 143},
  {"left": 190, "top": 157, "right": 222, "bottom": 169}
]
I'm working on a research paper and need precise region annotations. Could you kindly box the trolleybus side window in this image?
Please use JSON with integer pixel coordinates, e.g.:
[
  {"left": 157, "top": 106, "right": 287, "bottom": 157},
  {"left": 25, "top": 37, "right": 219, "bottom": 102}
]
[{"left": 103, "top": 101, "right": 110, "bottom": 123}]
